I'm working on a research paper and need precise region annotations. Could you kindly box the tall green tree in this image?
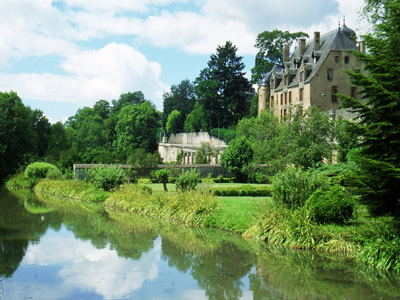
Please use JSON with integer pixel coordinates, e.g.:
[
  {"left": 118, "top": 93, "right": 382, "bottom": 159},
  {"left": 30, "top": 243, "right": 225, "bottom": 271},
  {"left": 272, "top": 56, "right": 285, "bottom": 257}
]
[
  {"left": 251, "top": 29, "right": 309, "bottom": 83},
  {"left": 162, "top": 79, "right": 196, "bottom": 132},
  {"left": 111, "top": 91, "right": 146, "bottom": 116},
  {"left": 29, "top": 108, "right": 51, "bottom": 158},
  {"left": 0, "top": 91, "right": 34, "bottom": 180},
  {"left": 340, "top": 0, "right": 400, "bottom": 218},
  {"left": 195, "top": 41, "right": 252, "bottom": 130},
  {"left": 115, "top": 101, "right": 160, "bottom": 154},
  {"left": 165, "top": 109, "right": 181, "bottom": 135}
]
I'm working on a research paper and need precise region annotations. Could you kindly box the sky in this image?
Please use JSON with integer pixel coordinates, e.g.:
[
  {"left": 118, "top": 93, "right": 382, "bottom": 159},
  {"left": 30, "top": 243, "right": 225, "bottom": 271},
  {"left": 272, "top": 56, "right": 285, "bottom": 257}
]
[{"left": 0, "top": 0, "right": 368, "bottom": 123}]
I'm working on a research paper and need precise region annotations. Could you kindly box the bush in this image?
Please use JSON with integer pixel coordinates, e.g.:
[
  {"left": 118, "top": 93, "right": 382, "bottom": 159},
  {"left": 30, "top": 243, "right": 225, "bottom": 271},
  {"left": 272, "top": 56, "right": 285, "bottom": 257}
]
[
  {"left": 306, "top": 185, "right": 355, "bottom": 224},
  {"left": 175, "top": 169, "right": 201, "bottom": 192},
  {"left": 210, "top": 185, "right": 272, "bottom": 197},
  {"left": 85, "top": 165, "right": 128, "bottom": 190},
  {"left": 5, "top": 173, "right": 38, "bottom": 189},
  {"left": 272, "top": 166, "right": 328, "bottom": 209},
  {"left": 25, "top": 162, "right": 60, "bottom": 179}
]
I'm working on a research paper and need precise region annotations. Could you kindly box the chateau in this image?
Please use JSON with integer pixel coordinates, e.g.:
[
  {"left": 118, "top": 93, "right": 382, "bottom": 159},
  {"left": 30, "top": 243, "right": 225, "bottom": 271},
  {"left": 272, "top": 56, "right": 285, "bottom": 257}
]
[{"left": 258, "top": 23, "right": 365, "bottom": 119}]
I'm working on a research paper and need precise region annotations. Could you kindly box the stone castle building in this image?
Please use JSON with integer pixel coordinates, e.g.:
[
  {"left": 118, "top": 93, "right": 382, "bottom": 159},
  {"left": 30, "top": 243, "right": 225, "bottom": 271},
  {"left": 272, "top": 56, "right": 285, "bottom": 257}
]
[{"left": 258, "top": 23, "right": 365, "bottom": 119}]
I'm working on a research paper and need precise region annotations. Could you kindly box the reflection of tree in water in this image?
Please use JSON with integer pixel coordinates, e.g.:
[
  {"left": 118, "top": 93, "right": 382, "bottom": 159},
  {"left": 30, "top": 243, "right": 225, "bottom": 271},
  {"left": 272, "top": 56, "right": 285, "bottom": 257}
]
[
  {"left": 0, "top": 188, "right": 48, "bottom": 278},
  {"left": 161, "top": 228, "right": 255, "bottom": 300},
  {"left": 250, "top": 246, "right": 400, "bottom": 300}
]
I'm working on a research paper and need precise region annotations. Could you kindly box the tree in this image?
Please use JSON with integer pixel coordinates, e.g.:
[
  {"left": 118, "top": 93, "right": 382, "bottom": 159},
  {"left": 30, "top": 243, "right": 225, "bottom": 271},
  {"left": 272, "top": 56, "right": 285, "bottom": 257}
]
[
  {"left": 195, "top": 41, "right": 253, "bottom": 129},
  {"left": 184, "top": 102, "right": 207, "bottom": 132},
  {"left": 29, "top": 108, "right": 51, "bottom": 158},
  {"left": 165, "top": 109, "right": 181, "bottom": 135},
  {"left": 220, "top": 136, "right": 253, "bottom": 182},
  {"left": 115, "top": 101, "right": 160, "bottom": 155},
  {"left": 195, "top": 142, "right": 216, "bottom": 164},
  {"left": 0, "top": 91, "right": 34, "bottom": 180},
  {"left": 251, "top": 29, "right": 309, "bottom": 83},
  {"left": 111, "top": 91, "right": 146, "bottom": 116},
  {"left": 340, "top": 0, "right": 400, "bottom": 218},
  {"left": 163, "top": 79, "right": 196, "bottom": 132}
]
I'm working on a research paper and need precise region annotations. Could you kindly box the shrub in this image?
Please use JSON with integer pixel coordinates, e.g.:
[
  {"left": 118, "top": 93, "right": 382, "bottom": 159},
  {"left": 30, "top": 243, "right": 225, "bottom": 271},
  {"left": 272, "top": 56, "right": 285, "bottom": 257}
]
[
  {"left": 210, "top": 185, "right": 272, "bottom": 197},
  {"left": 306, "top": 185, "right": 355, "bottom": 224},
  {"left": 85, "top": 165, "right": 128, "bottom": 190},
  {"left": 25, "top": 162, "right": 60, "bottom": 179},
  {"left": 175, "top": 169, "right": 201, "bottom": 192},
  {"left": 271, "top": 166, "right": 328, "bottom": 209},
  {"left": 5, "top": 173, "right": 38, "bottom": 189},
  {"left": 46, "top": 168, "right": 63, "bottom": 180}
]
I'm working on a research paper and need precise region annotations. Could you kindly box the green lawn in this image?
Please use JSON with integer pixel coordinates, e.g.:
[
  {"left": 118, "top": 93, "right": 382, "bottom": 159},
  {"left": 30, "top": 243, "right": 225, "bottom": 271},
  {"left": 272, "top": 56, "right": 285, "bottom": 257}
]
[{"left": 143, "top": 182, "right": 273, "bottom": 232}]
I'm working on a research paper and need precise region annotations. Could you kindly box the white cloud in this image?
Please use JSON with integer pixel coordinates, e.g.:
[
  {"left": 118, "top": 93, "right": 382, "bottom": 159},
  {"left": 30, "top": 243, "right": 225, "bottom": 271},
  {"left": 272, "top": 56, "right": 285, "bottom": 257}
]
[{"left": 0, "top": 43, "right": 167, "bottom": 108}]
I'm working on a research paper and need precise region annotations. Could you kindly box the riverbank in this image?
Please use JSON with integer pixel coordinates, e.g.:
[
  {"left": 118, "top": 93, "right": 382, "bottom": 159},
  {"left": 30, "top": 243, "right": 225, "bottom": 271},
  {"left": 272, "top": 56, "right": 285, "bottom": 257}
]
[{"left": 6, "top": 177, "right": 400, "bottom": 273}]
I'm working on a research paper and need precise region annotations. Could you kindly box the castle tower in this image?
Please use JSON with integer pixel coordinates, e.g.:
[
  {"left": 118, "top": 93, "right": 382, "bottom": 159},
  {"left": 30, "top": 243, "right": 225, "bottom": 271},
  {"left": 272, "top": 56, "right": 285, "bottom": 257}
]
[{"left": 258, "top": 75, "right": 269, "bottom": 115}]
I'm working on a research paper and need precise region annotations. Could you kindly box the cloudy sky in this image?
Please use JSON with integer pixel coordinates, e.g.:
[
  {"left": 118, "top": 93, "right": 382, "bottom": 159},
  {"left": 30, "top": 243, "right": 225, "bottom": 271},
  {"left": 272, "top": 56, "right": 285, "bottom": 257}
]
[{"left": 0, "top": 0, "right": 367, "bottom": 122}]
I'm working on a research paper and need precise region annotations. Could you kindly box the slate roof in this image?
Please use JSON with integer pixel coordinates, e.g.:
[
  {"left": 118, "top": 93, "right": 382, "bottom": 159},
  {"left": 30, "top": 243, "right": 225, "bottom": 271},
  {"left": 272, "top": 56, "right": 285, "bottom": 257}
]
[{"left": 259, "top": 25, "right": 359, "bottom": 88}]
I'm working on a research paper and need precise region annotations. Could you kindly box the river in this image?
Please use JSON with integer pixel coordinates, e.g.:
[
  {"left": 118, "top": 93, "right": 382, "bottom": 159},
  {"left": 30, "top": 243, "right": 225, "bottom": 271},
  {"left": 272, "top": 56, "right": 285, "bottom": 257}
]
[{"left": 1, "top": 187, "right": 400, "bottom": 300}]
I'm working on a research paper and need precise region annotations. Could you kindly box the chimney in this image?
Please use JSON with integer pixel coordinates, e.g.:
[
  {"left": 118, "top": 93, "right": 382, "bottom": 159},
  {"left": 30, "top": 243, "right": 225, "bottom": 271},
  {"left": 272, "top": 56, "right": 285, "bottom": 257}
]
[
  {"left": 314, "top": 31, "right": 320, "bottom": 51},
  {"left": 299, "top": 38, "right": 306, "bottom": 57},
  {"left": 359, "top": 40, "right": 366, "bottom": 54},
  {"left": 283, "top": 44, "right": 290, "bottom": 62}
]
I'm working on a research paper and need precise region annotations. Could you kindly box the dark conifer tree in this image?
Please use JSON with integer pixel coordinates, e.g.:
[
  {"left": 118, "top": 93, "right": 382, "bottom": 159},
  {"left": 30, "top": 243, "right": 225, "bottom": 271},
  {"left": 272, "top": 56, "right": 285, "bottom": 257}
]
[{"left": 341, "top": 0, "right": 400, "bottom": 217}]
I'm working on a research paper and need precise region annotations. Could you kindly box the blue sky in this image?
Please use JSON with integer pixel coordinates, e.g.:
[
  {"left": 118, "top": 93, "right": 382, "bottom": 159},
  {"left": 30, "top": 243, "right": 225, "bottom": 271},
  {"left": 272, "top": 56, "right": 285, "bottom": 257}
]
[{"left": 0, "top": 0, "right": 367, "bottom": 123}]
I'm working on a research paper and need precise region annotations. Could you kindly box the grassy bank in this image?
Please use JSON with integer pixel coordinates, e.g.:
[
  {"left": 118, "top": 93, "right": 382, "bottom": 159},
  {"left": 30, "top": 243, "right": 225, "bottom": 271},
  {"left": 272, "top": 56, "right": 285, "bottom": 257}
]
[{"left": 16, "top": 178, "right": 400, "bottom": 273}]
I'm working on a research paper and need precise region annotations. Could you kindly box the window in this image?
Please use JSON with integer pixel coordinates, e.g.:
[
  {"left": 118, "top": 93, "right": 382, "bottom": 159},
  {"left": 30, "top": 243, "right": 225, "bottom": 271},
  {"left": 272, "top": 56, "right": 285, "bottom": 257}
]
[
  {"left": 284, "top": 75, "right": 287, "bottom": 85},
  {"left": 332, "top": 86, "right": 338, "bottom": 103},
  {"left": 300, "top": 88, "right": 304, "bottom": 102},
  {"left": 280, "top": 94, "right": 283, "bottom": 105},
  {"left": 327, "top": 69, "right": 333, "bottom": 81},
  {"left": 271, "top": 96, "right": 274, "bottom": 106},
  {"left": 351, "top": 87, "right": 357, "bottom": 99},
  {"left": 285, "top": 92, "right": 287, "bottom": 104},
  {"left": 271, "top": 79, "right": 275, "bottom": 88},
  {"left": 345, "top": 56, "right": 350, "bottom": 64},
  {"left": 289, "top": 91, "right": 292, "bottom": 103},
  {"left": 335, "top": 56, "right": 340, "bottom": 63},
  {"left": 300, "top": 72, "right": 304, "bottom": 82}
]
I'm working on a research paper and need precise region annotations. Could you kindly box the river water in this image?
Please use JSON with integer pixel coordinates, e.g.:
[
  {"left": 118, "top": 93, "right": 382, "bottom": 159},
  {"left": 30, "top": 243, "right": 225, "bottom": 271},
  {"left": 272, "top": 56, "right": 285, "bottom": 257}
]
[{"left": 1, "top": 187, "right": 400, "bottom": 300}]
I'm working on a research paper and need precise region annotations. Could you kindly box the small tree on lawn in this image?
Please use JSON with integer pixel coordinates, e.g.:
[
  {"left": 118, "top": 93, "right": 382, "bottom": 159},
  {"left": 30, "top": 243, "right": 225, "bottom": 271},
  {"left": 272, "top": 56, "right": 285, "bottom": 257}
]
[{"left": 220, "top": 136, "right": 253, "bottom": 182}]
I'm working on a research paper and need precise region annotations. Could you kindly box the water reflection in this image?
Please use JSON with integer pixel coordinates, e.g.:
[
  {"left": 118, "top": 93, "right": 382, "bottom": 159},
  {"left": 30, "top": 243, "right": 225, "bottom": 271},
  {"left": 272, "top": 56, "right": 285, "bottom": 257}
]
[{"left": 1, "top": 187, "right": 400, "bottom": 299}]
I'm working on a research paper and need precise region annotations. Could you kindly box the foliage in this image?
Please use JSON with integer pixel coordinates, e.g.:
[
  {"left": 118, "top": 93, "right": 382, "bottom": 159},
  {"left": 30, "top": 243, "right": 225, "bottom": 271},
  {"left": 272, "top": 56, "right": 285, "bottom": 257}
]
[
  {"left": 285, "top": 106, "right": 334, "bottom": 168},
  {"left": 24, "top": 162, "right": 60, "bottom": 179},
  {"left": 251, "top": 29, "right": 309, "bottom": 83},
  {"left": 339, "top": 0, "right": 400, "bottom": 218},
  {"left": 306, "top": 185, "right": 355, "bottom": 225},
  {"left": 271, "top": 166, "right": 328, "bottom": 210},
  {"left": 210, "top": 185, "right": 272, "bottom": 197},
  {"left": 210, "top": 128, "right": 237, "bottom": 144},
  {"left": 195, "top": 142, "right": 216, "bottom": 164},
  {"left": 34, "top": 179, "right": 109, "bottom": 203},
  {"left": 220, "top": 136, "right": 253, "bottom": 182},
  {"left": 151, "top": 169, "right": 173, "bottom": 191},
  {"left": 195, "top": 41, "right": 253, "bottom": 129},
  {"left": 115, "top": 101, "right": 160, "bottom": 153},
  {"left": 175, "top": 169, "right": 202, "bottom": 192},
  {"left": 162, "top": 79, "right": 196, "bottom": 131},
  {"left": 183, "top": 102, "right": 207, "bottom": 132},
  {"left": 105, "top": 184, "right": 219, "bottom": 227},
  {"left": 0, "top": 91, "right": 35, "bottom": 180},
  {"left": 165, "top": 109, "right": 181, "bottom": 135},
  {"left": 85, "top": 166, "right": 129, "bottom": 191},
  {"left": 5, "top": 173, "right": 39, "bottom": 189}
]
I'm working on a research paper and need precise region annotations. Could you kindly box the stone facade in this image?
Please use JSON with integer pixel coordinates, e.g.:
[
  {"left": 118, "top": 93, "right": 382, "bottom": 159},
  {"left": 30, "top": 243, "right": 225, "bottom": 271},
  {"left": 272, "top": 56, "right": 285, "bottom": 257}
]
[
  {"left": 258, "top": 23, "right": 364, "bottom": 120},
  {"left": 158, "top": 132, "right": 227, "bottom": 164}
]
